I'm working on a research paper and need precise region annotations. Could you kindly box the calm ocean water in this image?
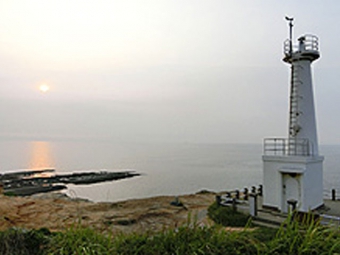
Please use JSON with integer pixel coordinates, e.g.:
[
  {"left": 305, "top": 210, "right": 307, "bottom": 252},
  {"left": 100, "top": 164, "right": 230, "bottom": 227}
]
[{"left": 0, "top": 140, "right": 339, "bottom": 202}]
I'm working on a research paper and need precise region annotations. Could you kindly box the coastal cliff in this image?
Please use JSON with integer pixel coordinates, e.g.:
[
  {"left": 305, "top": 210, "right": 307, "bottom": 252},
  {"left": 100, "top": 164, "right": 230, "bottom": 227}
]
[{"left": 0, "top": 192, "right": 216, "bottom": 234}]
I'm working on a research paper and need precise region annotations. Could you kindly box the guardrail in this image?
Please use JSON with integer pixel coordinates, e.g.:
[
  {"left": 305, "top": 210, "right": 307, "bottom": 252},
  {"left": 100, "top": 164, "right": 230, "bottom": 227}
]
[
  {"left": 303, "top": 34, "right": 319, "bottom": 51},
  {"left": 284, "top": 34, "right": 319, "bottom": 55},
  {"left": 264, "top": 138, "right": 313, "bottom": 156}
]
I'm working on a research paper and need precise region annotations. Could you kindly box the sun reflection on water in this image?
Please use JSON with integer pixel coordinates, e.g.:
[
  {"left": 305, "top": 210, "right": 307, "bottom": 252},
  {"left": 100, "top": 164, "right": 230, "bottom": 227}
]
[{"left": 28, "top": 141, "right": 55, "bottom": 173}]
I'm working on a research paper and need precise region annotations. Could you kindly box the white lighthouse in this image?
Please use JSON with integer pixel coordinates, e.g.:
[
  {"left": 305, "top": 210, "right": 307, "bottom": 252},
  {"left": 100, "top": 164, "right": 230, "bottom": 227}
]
[{"left": 262, "top": 18, "right": 324, "bottom": 213}]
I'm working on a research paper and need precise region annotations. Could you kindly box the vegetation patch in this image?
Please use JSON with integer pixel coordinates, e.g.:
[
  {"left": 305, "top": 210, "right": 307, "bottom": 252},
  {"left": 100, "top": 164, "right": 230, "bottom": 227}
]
[
  {"left": 207, "top": 202, "right": 251, "bottom": 227},
  {"left": 196, "top": 189, "right": 216, "bottom": 195},
  {"left": 2, "top": 208, "right": 340, "bottom": 254},
  {"left": 0, "top": 228, "right": 50, "bottom": 255},
  {"left": 3, "top": 191, "right": 17, "bottom": 197}
]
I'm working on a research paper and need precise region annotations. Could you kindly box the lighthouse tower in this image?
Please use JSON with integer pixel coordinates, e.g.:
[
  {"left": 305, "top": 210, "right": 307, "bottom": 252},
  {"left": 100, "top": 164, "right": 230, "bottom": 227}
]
[{"left": 262, "top": 18, "right": 324, "bottom": 213}]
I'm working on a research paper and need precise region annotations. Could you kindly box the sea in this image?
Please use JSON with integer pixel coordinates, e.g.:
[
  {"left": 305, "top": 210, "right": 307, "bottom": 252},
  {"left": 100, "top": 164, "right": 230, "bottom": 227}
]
[{"left": 0, "top": 140, "right": 339, "bottom": 202}]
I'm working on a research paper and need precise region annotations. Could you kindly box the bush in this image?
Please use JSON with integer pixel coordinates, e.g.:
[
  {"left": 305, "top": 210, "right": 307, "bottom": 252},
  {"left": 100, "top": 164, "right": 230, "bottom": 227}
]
[
  {"left": 0, "top": 228, "right": 49, "bottom": 255},
  {"left": 207, "top": 202, "right": 251, "bottom": 227}
]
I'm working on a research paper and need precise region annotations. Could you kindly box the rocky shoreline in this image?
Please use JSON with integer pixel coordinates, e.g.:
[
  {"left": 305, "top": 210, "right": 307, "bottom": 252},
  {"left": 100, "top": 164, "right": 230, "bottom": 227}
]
[
  {"left": 0, "top": 191, "right": 216, "bottom": 234},
  {"left": 1, "top": 169, "right": 140, "bottom": 196}
]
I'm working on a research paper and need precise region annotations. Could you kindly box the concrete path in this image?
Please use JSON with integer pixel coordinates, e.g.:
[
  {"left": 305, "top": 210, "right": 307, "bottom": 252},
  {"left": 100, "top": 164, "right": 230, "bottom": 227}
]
[{"left": 236, "top": 196, "right": 340, "bottom": 228}]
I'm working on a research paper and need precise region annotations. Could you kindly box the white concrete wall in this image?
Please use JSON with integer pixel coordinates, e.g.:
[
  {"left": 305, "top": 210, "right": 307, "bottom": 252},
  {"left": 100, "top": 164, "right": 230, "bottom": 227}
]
[
  {"left": 263, "top": 156, "right": 282, "bottom": 210},
  {"left": 291, "top": 60, "right": 319, "bottom": 155},
  {"left": 302, "top": 160, "right": 323, "bottom": 211},
  {"left": 263, "top": 155, "right": 323, "bottom": 212}
]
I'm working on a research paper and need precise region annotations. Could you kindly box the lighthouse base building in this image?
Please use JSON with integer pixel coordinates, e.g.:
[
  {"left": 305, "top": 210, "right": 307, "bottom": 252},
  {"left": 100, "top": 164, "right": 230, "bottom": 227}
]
[{"left": 263, "top": 151, "right": 323, "bottom": 213}]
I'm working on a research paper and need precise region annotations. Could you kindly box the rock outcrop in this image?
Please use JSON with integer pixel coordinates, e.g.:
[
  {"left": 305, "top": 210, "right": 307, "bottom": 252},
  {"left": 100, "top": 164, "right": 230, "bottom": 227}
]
[{"left": 0, "top": 192, "right": 216, "bottom": 234}]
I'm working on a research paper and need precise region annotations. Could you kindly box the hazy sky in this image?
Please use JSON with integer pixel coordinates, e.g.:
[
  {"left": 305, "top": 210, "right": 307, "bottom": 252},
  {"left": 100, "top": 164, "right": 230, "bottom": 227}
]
[{"left": 0, "top": 0, "right": 339, "bottom": 144}]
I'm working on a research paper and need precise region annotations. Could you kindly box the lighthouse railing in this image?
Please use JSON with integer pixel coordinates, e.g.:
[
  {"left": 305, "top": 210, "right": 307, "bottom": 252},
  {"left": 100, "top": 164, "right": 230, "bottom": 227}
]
[
  {"left": 264, "top": 138, "right": 313, "bottom": 156},
  {"left": 283, "top": 34, "right": 319, "bottom": 56},
  {"left": 303, "top": 34, "right": 319, "bottom": 51}
]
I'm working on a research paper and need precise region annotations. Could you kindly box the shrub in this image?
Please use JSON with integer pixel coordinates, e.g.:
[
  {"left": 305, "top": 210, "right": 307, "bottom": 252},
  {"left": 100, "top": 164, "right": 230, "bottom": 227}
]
[
  {"left": 0, "top": 228, "right": 49, "bottom": 255},
  {"left": 207, "top": 202, "right": 251, "bottom": 227}
]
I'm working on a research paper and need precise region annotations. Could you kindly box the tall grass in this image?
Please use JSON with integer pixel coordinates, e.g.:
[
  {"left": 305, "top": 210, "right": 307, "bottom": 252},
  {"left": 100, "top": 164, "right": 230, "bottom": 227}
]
[
  {"left": 46, "top": 219, "right": 259, "bottom": 255},
  {"left": 262, "top": 213, "right": 340, "bottom": 255},
  {"left": 1, "top": 211, "right": 340, "bottom": 254},
  {"left": 45, "top": 213, "right": 340, "bottom": 255},
  {"left": 47, "top": 226, "right": 115, "bottom": 254}
]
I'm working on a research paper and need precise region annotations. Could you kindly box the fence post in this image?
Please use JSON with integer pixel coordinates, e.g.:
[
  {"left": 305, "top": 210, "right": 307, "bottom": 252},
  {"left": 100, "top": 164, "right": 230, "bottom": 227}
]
[
  {"left": 287, "top": 199, "right": 298, "bottom": 221},
  {"left": 258, "top": 185, "right": 263, "bottom": 196},
  {"left": 232, "top": 198, "right": 237, "bottom": 212},
  {"left": 235, "top": 190, "right": 240, "bottom": 199},
  {"left": 249, "top": 193, "right": 258, "bottom": 217},
  {"left": 332, "top": 189, "right": 336, "bottom": 201},
  {"left": 244, "top": 188, "right": 248, "bottom": 200},
  {"left": 215, "top": 195, "right": 221, "bottom": 205}
]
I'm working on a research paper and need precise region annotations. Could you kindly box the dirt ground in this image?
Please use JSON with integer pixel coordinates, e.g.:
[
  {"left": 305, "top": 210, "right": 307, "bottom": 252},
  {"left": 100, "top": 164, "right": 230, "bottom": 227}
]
[{"left": 0, "top": 191, "right": 216, "bottom": 234}]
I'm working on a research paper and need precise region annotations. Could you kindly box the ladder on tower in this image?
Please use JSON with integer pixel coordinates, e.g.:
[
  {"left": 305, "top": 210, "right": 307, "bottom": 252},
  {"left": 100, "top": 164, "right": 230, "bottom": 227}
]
[{"left": 288, "top": 64, "right": 303, "bottom": 154}]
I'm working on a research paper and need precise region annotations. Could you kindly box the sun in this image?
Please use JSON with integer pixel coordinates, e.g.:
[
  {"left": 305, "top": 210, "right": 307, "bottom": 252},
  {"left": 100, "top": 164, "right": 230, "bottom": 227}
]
[{"left": 39, "top": 84, "right": 50, "bottom": 93}]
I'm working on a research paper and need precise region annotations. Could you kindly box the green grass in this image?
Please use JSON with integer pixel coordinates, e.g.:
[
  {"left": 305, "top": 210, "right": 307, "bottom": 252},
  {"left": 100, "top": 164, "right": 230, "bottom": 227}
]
[
  {"left": 207, "top": 201, "right": 251, "bottom": 227},
  {"left": 47, "top": 226, "right": 115, "bottom": 254},
  {"left": 45, "top": 219, "right": 260, "bottom": 255},
  {"left": 263, "top": 213, "right": 340, "bottom": 255},
  {"left": 1, "top": 220, "right": 340, "bottom": 255},
  {"left": 3, "top": 191, "right": 18, "bottom": 197},
  {"left": 1, "top": 204, "right": 340, "bottom": 254}
]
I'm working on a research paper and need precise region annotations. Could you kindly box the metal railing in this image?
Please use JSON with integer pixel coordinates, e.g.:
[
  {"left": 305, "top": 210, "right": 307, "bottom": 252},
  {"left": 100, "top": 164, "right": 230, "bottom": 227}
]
[
  {"left": 302, "top": 34, "right": 319, "bottom": 51},
  {"left": 264, "top": 138, "right": 313, "bottom": 156},
  {"left": 284, "top": 34, "right": 319, "bottom": 56}
]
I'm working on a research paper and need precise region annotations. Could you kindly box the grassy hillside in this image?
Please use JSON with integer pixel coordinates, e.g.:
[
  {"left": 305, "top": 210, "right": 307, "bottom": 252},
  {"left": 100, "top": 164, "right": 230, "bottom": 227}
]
[{"left": 0, "top": 203, "right": 339, "bottom": 254}]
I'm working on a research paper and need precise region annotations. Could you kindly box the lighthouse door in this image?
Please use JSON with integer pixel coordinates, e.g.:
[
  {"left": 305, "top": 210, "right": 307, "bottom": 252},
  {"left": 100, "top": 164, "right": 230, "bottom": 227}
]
[{"left": 282, "top": 174, "right": 301, "bottom": 213}]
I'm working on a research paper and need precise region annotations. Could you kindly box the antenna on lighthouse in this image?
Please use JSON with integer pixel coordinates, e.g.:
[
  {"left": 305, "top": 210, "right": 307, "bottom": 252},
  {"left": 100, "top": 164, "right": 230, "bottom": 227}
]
[{"left": 285, "top": 16, "right": 294, "bottom": 54}]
